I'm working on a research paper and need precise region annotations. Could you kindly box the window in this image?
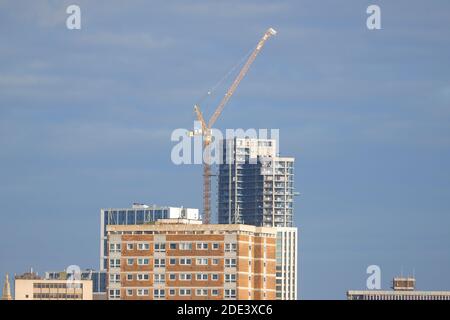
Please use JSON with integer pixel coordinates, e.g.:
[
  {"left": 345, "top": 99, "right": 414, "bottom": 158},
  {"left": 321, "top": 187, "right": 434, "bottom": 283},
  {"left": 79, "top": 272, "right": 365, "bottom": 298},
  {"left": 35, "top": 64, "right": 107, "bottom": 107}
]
[
  {"left": 212, "top": 243, "right": 219, "bottom": 250},
  {"left": 179, "top": 273, "right": 192, "bottom": 281},
  {"left": 169, "top": 258, "right": 177, "bottom": 265},
  {"left": 127, "top": 258, "right": 134, "bottom": 266},
  {"left": 138, "top": 243, "right": 150, "bottom": 250},
  {"left": 154, "top": 258, "right": 166, "bottom": 268},
  {"left": 109, "top": 243, "right": 121, "bottom": 253},
  {"left": 179, "top": 258, "right": 192, "bottom": 265},
  {"left": 196, "top": 273, "right": 208, "bottom": 281},
  {"left": 225, "top": 243, "right": 237, "bottom": 252},
  {"left": 196, "top": 289, "right": 208, "bottom": 296},
  {"left": 126, "top": 274, "right": 133, "bottom": 281},
  {"left": 126, "top": 289, "right": 133, "bottom": 297},
  {"left": 224, "top": 289, "right": 236, "bottom": 299},
  {"left": 179, "top": 243, "right": 192, "bottom": 250},
  {"left": 154, "top": 274, "right": 165, "bottom": 283},
  {"left": 169, "top": 289, "right": 176, "bottom": 296},
  {"left": 109, "top": 259, "right": 120, "bottom": 268},
  {"left": 154, "top": 289, "right": 165, "bottom": 298},
  {"left": 225, "top": 274, "right": 236, "bottom": 283},
  {"left": 127, "top": 243, "right": 134, "bottom": 250},
  {"left": 196, "top": 258, "right": 208, "bottom": 266},
  {"left": 137, "top": 289, "right": 149, "bottom": 296},
  {"left": 169, "top": 243, "right": 177, "bottom": 250},
  {"left": 211, "top": 289, "right": 219, "bottom": 296},
  {"left": 169, "top": 273, "right": 176, "bottom": 281},
  {"left": 196, "top": 243, "right": 208, "bottom": 250},
  {"left": 137, "top": 273, "right": 150, "bottom": 281},
  {"left": 109, "top": 289, "right": 120, "bottom": 299},
  {"left": 179, "top": 289, "right": 191, "bottom": 296},
  {"left": 109, "top": 274, "right": 120, "bottom": 283},
  {"left": 154, "top": 243, "right": 166, "bottom": 252},
  {"left": 137, "top": 258, "right": 149, "bottom": 265},
  {"left": 212, "top": 259, "right": 219, "bottom": 265},
  {"left": 225, "top": 258, "right": 236, "bottom": 267},
  {"left": 211, "top": 274, "right": 219, "bottom": 281}
]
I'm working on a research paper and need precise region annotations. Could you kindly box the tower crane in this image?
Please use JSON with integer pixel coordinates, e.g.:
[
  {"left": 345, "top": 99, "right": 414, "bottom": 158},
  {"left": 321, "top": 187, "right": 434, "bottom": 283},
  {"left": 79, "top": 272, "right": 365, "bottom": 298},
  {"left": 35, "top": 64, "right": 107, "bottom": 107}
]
[{"left": 190, "top": 27, "right": 277, "bottom": 224}]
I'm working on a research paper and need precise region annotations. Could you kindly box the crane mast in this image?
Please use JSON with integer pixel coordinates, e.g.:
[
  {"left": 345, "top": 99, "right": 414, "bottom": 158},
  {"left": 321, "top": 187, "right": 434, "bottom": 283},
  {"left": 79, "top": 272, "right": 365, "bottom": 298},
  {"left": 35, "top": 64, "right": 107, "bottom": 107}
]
[{"left": 193, "top": 27, "right": 277, "bottom": 224}]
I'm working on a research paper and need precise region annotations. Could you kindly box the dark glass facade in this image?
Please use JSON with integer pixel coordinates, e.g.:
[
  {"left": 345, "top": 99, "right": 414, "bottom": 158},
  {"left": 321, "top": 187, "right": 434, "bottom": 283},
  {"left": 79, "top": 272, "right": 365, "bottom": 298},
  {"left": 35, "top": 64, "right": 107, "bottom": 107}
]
[{"left": 217, "top": 138, "right": 295, "bottom": 228}]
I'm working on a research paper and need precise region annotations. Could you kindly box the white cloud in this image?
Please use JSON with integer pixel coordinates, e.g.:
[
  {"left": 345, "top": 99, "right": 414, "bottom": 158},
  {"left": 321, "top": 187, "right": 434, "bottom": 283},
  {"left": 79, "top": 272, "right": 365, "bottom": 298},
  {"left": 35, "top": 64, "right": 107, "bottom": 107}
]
[
  {"left": 45, "top": 122, "right": 170, "bottom": 155},
  {"left": 0, "top": 118, "right": 171, "bottom": 159}
]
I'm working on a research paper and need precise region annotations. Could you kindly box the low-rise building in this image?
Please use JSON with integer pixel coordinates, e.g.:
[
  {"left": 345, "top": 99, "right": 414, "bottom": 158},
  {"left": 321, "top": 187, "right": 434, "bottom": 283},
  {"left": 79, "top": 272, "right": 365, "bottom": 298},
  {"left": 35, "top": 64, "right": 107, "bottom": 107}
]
[
  {"left": 347, "top": 276, "right": 450, "bottom": 300},
  {"left": 14, "top": 271, "right": 93, "bottom": 300},
  {"left": 45, "top": 269, "right": 106, "bottom": 300}
]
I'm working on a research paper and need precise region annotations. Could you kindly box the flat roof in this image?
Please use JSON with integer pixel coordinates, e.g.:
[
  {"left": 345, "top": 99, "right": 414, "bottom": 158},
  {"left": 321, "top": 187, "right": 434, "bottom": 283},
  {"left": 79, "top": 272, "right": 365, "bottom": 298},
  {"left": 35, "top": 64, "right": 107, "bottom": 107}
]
[
  {"left": 106, "top": 222, "right": 277, "bottom": 236},
  {"left": 15, "top": 278, "right": 92, "bottom": 283},
  {"left": 347, "top": 290, "right": 450, "bottom": 295},
  {"left": 101, "top": 205, "right": 198, "bottom": 211}
]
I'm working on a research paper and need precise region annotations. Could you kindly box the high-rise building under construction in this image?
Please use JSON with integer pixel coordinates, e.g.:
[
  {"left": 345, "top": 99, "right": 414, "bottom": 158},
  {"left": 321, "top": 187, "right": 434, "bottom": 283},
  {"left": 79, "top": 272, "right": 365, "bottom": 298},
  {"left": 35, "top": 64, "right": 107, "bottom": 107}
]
[{"left": 218, "top": 137, "right": 295, "bottom": 227}]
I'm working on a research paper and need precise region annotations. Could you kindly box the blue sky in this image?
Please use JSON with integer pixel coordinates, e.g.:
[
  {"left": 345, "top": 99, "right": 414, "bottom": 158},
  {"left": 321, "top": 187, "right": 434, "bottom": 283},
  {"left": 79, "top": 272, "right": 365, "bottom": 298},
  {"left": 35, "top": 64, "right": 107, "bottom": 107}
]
[{"left": 0, "top": 0, "right": 449, "bottom": 299}]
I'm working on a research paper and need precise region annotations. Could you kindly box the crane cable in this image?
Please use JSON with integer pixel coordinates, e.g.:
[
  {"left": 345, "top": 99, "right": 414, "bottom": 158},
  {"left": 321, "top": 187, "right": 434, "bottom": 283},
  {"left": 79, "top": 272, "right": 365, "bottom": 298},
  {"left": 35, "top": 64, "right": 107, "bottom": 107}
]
[{"left": 195, "top": 47, "right": 254, "bottom": 110}]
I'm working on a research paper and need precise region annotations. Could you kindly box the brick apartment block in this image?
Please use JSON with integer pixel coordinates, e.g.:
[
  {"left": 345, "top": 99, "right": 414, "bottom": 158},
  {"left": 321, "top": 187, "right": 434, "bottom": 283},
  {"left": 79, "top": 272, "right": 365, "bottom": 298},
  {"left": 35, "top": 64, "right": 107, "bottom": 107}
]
[{"left": 106, "top": 219, "right": 276, "bottom": 300}]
